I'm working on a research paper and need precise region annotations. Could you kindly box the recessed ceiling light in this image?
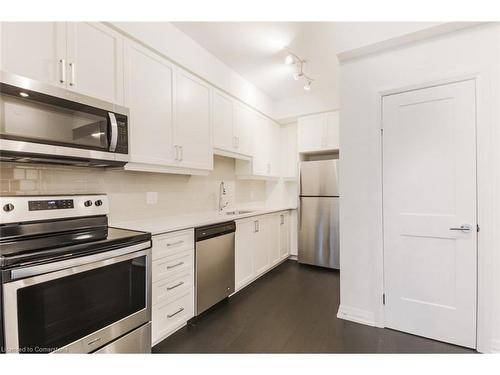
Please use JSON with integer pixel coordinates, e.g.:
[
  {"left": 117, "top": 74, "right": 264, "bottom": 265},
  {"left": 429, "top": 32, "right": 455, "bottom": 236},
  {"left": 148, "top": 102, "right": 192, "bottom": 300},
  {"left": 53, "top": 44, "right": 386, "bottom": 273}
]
[{"left": 19, "top": 92, "right": 29, "bottom": 98}]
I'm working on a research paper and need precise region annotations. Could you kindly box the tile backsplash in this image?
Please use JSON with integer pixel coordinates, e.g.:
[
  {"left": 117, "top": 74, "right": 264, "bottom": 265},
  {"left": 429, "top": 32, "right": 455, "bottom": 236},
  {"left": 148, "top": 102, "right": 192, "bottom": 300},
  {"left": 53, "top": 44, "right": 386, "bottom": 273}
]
[{"left": 0, "top": 156, "right": 294, "bottom": 222}]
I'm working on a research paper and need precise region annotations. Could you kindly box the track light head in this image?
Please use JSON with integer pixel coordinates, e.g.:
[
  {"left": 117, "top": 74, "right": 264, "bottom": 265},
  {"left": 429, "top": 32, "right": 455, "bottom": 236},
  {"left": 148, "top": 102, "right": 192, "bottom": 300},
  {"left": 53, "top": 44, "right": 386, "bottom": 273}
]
[
  {"left": 285, "top": 55, "right": 294, "bottom": 65},
  {"left": 304, "top": 80, "right": 312, "bottom": 91}
]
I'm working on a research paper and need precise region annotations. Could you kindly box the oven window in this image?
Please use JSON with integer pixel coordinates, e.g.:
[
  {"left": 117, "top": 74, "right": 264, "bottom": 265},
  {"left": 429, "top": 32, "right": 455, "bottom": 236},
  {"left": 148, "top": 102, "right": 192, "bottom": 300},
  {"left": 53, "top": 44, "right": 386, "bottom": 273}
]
[
  {"left": 16, "top": 256, "right": 146, "bottom": 353},
  {"left": 0, "top": 93, "right": 109, "bottom": 149}
]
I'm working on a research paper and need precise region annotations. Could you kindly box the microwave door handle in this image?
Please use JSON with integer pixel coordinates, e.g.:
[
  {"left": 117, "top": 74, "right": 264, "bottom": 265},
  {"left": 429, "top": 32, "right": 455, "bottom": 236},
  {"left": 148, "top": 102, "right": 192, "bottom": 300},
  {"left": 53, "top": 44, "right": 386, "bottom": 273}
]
[{"left": 108, "top": 113, "right": 118, "bottom": 152}]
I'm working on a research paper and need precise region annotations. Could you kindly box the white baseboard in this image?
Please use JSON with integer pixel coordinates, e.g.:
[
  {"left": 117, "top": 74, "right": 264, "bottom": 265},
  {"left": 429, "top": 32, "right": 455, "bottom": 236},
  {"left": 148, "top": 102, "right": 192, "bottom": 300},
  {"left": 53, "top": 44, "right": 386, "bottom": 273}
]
[
  {"left": 337, "top": 304, "right": 377, "bottom": 327},
  {"left": 289, "top": 255, "right": 298, "bottom": 261}
]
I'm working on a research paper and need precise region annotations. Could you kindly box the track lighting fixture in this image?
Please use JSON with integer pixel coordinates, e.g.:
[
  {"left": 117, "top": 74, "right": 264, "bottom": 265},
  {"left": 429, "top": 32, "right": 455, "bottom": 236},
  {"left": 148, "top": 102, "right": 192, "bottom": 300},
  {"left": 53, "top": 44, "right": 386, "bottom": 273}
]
[{"left": 283, "top": 48, "right": 315, "bottom": 90}]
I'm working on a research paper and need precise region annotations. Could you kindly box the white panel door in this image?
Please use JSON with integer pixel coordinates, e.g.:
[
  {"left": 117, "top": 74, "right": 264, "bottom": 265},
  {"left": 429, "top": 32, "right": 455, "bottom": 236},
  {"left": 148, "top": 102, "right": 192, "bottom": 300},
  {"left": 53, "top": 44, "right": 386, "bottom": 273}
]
[
  {"left": 124, "top": 40, "right": 174, "bottom": 165},
  {"left": 0, "top": 22, "right": 66, "bottom": 86},
  {"left": 383, "top": 80, "right": 477, "bottom": 348},
  {"left": 174, "top": 69, "right": 213, "bottom": 170},
  {"left": 66, "top": 22, "right": 124, "bottom": 104},
  {"left": 235, "top": 220, "right": 255, "bottom": 290},
  {"left": 212, "top": 90, "right": 235, "bottom": 152},
  {"left": 324, "top": 111, "right": 340, "bottom": 150}
]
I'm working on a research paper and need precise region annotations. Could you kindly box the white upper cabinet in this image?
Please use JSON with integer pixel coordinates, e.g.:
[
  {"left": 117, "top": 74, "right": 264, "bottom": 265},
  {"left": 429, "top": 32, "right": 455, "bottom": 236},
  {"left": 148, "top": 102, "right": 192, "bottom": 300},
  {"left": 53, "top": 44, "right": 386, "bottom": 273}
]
[
  {"left": 233, "top": 102, "right": 255, "bottom": 157},
  {"left": 1, "top": 22, "right": 66, "bottom": 86},
  {"left": 0, "top": 22, "right": 124, "bottom": 104},
  {"left": 297, "top": 111, "right": 339, "bottom": 153},
  {"left": 324, "top": 111, "right": 340, "bottom": 150},
  {"left": 123, "top": 39, "right": 174, "bottom": 166},
  {"left": 173, "top": 68, "right": 213, "bottom": 171},
  {"left": 281, "top": 123, "right": 298, "bottom": 179},
  {"left": 66, "top": 22, "right": 124, "bottom": 104},
  {"left": 212, "top": 90, "right": 235, "bottom": 153}
]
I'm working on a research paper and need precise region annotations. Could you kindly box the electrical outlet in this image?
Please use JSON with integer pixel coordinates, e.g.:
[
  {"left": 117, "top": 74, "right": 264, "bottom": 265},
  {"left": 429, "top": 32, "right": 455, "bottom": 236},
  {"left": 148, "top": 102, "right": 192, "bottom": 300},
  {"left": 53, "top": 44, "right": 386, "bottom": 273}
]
[{"left": 146, "top": 192, "right": 158, "bottom": 205}]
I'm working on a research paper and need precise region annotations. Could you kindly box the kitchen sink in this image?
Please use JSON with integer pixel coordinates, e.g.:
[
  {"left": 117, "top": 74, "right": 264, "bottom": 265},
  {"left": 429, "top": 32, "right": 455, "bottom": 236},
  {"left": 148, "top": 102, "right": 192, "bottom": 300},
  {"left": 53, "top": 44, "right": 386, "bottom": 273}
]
[{"left": 224, "top": 210, "right": 255, "bottom": 215}]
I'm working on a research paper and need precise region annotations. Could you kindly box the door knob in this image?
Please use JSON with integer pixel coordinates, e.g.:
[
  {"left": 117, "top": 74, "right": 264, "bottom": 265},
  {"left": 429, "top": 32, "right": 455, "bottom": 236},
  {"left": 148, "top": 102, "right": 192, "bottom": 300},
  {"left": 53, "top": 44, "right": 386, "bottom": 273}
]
[{"left": 449, "top": 224, "right": 473, "bottom": 233}]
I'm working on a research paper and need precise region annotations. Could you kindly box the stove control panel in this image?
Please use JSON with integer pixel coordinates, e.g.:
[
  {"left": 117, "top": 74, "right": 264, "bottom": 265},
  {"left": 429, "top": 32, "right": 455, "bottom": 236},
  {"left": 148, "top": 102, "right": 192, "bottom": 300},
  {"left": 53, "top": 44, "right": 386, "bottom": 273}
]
[
  {"left": 28, "top": 199, "right": 74, "bottom": 211},
  {"left": 0, "top": 195, "right": 108, "bottom": 224}
]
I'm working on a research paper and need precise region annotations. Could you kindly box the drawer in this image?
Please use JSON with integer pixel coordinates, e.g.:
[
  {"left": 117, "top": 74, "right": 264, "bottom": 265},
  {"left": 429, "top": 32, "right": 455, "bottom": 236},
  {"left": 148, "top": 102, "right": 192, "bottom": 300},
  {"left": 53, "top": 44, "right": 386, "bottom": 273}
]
[
  {"left": 152, "top": 291, "right": 194, "bottom": 344},
  {"left": 152, "top": 251, "right": 193, "bottom": 282},
  {"left": 153, "top": 229, "right": 194, "bottom": 260},
  {"left": 152, "top": 271, "right": 193, "bottom": 306}
]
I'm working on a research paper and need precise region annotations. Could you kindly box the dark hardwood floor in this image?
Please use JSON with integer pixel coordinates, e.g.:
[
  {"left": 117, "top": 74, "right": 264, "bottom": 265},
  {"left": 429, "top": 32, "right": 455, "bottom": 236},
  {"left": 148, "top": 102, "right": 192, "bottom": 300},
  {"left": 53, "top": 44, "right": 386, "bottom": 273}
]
[{"left": 153, "top": 260, "right": 474, "bottom": 353}]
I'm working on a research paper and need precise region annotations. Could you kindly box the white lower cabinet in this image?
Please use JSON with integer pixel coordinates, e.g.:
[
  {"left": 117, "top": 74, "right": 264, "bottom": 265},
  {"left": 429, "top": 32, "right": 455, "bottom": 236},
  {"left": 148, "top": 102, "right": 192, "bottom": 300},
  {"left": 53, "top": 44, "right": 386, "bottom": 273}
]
[
  {"left": 279, "top": 212, "right": 291, "bottom": 260},
  {"left": 151, "top": 229, "right": 195, "bottom": 346},
  {"left": 235, "top": 211, "right": 291, "bottom": 292}
]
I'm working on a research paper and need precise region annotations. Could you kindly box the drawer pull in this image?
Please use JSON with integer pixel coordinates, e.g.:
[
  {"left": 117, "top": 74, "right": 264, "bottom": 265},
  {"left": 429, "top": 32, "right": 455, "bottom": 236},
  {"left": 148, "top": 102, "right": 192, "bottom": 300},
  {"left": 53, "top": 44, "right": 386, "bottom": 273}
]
[
  {"left": 167, "top": 281, "right": 185, "bottom": 291},
  {"left": 167, "top": 307, "right": 185, "bottom": 318},
  {"left": 167, "top": 261, "right": 184, "bottom": 270},
  {"left": 166, "top": 240, "right": 184, "bottom": 247}
]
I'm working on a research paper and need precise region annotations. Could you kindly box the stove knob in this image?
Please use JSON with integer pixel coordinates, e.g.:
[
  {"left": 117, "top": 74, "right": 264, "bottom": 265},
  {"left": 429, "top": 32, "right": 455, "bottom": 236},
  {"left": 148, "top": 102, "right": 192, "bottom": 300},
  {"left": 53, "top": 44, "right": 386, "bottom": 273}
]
[
  {"left": 95, "top": 199, "right": 103, "bottom": 207},
  {"left": 3, "top": 203, "right": 14, "bottom": 212},
  {"left": 84, "top": 200, "right": 93, "bottom": 207}
]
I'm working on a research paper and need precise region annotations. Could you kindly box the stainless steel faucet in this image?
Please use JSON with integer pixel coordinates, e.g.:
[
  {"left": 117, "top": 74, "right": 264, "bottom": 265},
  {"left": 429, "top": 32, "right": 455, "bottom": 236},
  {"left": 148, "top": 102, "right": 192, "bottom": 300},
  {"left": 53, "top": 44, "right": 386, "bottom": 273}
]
[{"left": 219, "top": 181, "right": 228, "bottom": 211}]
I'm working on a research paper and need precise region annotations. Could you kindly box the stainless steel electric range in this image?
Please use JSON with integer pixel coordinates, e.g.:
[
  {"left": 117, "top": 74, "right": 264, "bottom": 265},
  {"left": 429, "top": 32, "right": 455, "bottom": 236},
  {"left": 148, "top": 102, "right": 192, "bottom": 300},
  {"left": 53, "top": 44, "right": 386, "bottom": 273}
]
[{"left": 0, "top": 194, "right": 152, "bottom": 354}]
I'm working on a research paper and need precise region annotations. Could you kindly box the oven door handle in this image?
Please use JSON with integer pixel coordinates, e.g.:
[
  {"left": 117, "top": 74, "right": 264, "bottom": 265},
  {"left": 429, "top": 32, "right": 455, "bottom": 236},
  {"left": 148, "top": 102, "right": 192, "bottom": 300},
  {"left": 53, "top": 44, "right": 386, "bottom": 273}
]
[{"left": 109, "top": 112, "right": 118, "bottom": 152}]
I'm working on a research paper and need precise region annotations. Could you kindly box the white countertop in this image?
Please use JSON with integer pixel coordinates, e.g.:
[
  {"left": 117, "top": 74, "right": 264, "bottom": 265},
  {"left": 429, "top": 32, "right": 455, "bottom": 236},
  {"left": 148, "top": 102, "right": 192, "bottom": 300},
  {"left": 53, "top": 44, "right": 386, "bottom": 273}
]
[{"left": 110, "top": 206, "right": 296, "bottom": 235}]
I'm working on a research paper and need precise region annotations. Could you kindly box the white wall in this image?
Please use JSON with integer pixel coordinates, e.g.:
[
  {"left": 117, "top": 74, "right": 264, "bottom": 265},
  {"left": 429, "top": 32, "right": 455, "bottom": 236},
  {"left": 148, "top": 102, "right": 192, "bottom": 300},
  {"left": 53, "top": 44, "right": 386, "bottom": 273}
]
[
  {"left": 109, "top": 22, "right": 275, "bottom": 118},
  {"left": 338, "top": 23, "right": 500, "bottom": 353}
]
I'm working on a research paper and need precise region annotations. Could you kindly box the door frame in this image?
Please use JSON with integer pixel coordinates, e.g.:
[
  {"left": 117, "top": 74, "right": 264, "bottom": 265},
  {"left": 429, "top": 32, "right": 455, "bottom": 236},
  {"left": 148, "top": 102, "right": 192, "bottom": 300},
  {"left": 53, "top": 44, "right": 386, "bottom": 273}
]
[{"left": 377, "top": 72, "right": 495, "bottom": 352}]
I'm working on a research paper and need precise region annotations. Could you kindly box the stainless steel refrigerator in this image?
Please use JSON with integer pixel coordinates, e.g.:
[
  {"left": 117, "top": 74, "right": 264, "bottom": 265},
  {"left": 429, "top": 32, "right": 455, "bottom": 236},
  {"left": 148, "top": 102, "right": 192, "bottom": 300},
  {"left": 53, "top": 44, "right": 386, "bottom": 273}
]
[{"left": 298, "top": 159, "right": 340, "bottom": 269}]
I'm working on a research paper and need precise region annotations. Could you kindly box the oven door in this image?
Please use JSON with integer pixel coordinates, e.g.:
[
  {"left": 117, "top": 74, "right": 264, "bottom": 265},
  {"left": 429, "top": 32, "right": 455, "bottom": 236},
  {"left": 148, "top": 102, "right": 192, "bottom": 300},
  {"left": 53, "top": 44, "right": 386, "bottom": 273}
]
[
  {"left": 2, "top": 243, "right": 151, "bottom": 354},
  {"left": 0, "top": 71, "right": 129, "bottom": 165}
]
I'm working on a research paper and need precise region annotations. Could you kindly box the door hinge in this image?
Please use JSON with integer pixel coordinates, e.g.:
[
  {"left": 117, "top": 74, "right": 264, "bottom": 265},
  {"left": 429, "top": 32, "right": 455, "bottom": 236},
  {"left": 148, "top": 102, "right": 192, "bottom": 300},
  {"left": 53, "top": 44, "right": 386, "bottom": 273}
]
[
  {"left": 382, "top": 293, "right": 386, "bottom": 305},
  {"left": 477, "top": 224, "right": 480, "bottom": 232},
  {"left": 380, "top": 128, "right": 384, "bottom": 135}
]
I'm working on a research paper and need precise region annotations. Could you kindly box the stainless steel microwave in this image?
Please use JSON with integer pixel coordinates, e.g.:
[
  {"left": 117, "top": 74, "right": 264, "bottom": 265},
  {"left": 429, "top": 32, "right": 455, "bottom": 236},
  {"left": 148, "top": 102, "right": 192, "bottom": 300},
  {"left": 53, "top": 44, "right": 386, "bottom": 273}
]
[{"left": 0, "top": 72, "right": 129, "bottom": 167}]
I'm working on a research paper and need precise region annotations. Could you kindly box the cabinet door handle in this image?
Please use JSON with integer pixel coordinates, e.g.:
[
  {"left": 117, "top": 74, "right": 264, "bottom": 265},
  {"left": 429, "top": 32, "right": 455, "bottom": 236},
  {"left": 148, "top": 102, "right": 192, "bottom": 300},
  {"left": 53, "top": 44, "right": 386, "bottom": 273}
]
[
  {"left": 174, "top": 145, "right": 179, "bottom": 160},
  {"left": 69, "top": 62, "right": 76, "bottom": 86},
  {"left": 167, "top": 307, "right": 185, "bottom": 318},
  {"left": 280, "top": 214, "right": 284, "bottom": 225},
  {"left": 166, "top": 240, "right": 184, "bottom": 247},
  {"left": 254, "top": 220, "right": 259, "bottom": 233},
  {"left": 167, "top": 281, "right": 185, "bottom": 291},
  {"left": 59, "top": 59, "right": 66, "bottom": 84},
  {"left": 167, "top": 261, "right": 184, "bottom": 270},
  {"left": 180, "top": 146, "right": 183, "bottom": 161}
]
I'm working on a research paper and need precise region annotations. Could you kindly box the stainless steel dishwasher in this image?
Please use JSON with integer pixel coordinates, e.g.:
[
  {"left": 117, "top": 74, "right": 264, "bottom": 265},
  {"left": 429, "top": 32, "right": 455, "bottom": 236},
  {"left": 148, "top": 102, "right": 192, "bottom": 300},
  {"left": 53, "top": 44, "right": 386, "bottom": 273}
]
[{"left": 195, "top": 221, "right": 236, "bottom": 315}]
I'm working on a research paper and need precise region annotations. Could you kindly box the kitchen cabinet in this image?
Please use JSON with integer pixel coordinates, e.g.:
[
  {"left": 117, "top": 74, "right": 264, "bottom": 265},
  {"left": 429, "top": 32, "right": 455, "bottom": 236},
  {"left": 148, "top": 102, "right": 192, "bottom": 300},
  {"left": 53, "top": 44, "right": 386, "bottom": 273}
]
[
  {"left": 280, "top": 212, "right": 291, "bottom": 260},
  {"left": 173, "top": 68, "right": 213, "bottom": 171},
  {"left": 151, "top": 229, "right": 195, "bottom": 345},
  {"left": 297, "top": 111, "right": 339, "bottom": 153},
  {"left": 233, "top": 103, "right": 255, "bottom": 157},
  {"left": 0, "top": 22, "right": 66, "bottom": 87},
  {"left": 281, "top": 123, "right": 298, "bottom": 179},
  {"left": 0, "top": 22, "right": 124, "bottom": 104},
  {"left": 235, "top": 115, "right": 281, "bottom": 180},
  {"left": 234, "top": 211, "right": 290, "bottom": 292},
  {"left": 123, "top": 39, "right": 175, "bottom": 166},
  {"left": 66, "top": 22, "right": 124, "bottom": 104}
]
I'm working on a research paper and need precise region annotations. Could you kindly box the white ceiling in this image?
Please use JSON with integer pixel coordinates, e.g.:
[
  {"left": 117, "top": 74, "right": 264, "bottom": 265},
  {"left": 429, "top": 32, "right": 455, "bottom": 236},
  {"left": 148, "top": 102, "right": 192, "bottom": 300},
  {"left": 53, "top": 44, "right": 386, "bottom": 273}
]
[{"left": 172, "top": 22, "right": 339, "bottom": 101}]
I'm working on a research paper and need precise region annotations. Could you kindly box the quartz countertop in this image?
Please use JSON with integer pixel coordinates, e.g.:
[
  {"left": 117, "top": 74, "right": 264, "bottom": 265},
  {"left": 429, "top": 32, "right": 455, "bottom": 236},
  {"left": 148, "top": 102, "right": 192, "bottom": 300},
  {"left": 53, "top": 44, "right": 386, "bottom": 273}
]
[{"left": 110, "top": 206, "right": 296, "bottom": 235}]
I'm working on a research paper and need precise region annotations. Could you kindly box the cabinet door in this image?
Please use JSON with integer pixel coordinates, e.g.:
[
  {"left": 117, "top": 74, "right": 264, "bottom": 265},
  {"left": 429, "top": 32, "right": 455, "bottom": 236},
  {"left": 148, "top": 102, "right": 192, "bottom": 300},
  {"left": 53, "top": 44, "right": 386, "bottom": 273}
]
[
  {"left": 324, "top": 111, "right": 340, "bottom": 150},
  {"left": 235, "top": 220, "right": 255, "bottom": 290},
  {"left": 174, "top": 69, "right": 213, "bottom": 170},
  {"left": 252, "top": 115, "right": 270, "bottom": 175},
  {"left": 0, "top": 22, "right": 66, "bottom": 86},
  {"left": 297, "top": 113, "right": 325, "bottom": 152},
  {"left": 268, "top": 214, "right": 281, "bottom": 266},
  {"left": 253, "top": 219, "right": 270, "bottom": 276},
  {"left": 124, "top": 40, "right": 174, "bottom": 165},
  {"left": 280, "top": 212, "right": 290, "bottom": 259},
  {"left": 234, "top": 103, "right": 254, "bottom": 157},
  {"left": 281, "top": 124, "right": 298, "bottom": 178},
  {"left": 66, "top": 22, "right": 124, "bottom": 104},
  {"left": 212, "top": 90, "right": 235, "bottom": 152},
  {"left": 269, "top": 121, "right": 282, "bottom": 176}
]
